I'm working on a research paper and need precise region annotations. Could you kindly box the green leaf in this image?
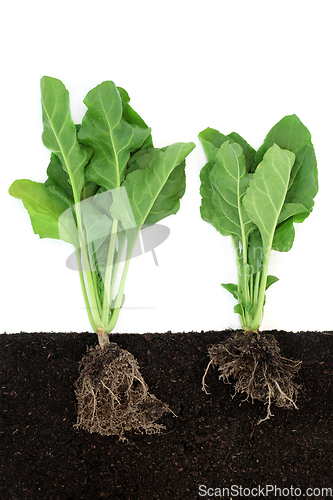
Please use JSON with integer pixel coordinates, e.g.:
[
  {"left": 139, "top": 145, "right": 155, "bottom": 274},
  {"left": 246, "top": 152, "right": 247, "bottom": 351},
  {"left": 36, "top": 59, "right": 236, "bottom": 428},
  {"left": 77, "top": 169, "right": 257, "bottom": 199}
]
[
  {"left": 285, "top": 143, "right": 318, "bottom": 217},
  {"left": 221, "top": 283, "right": 238, "bottom": 300},
  {"left": 81, "top": 181, "right": 100, "bottom": 200},
  {"left": 81, "top": 202, "right": 114, "bottom": 247},
  {"left": 206, "top": 141, "right": 255, "bottom": 240},
  {"left": 255, "top": 114, "right": 318, "bottom": 221},
  {"left": 108, "top": 187, "right": 137, "bottom": 231},
  {"left": 199, "top": 128, "right": 256, "bottom": 173},
  {"left": 124, "top": 146, "right": 189, "bottom": 227},
  {"left": 117, "top": 87, "right": 153, "bottom": 149},
  {"left": 40, "top": 76, "right": 91, "bottom": 202},
  {"left": 123, "top": 142, "right": 195, "bottom": 227},
  {"left": 227, "top": 132, "right": 256, "bottom": 173},
  {"left": 146, "top": 160, "right": 187, "bottom": 226},
  {"left": 199, "top": 161, "right": 216, "bottom": 226},
  {"left": 9, "top": 179, "right": 73, "bottom": 242},
  {"left": 198, "top": 127, "right": 230, "bottom": 162},
  {"left": 278, "top": 202, "right": 309, "bottom": 224},
  {"left": 242, "top": 144, "right": 295, "bottom": 251},
  {"left": 78, "top": 81, "right": 151, "bottom": 190},
  {"left": 266, "top": 275, "right": 279, "bottom": 290},
  {"left": 126, "top": 148, "right": 161, "bottom": 176},
  {"left": 255, "top": 114, "right": 312, "bottom": 164},
  {"left": 44, "top": 152, "right": 74, "bottom": 204},
  {"left": 234, "top": 304, "right": 243, "bottom": 315},
  {"left": 272, "top": 218, "right": 295, "bottom": 252}
]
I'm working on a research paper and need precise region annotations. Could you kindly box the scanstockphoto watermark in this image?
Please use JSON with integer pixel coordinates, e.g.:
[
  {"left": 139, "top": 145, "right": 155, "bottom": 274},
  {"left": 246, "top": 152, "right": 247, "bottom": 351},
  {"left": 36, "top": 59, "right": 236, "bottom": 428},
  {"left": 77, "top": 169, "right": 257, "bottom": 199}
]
[
  {"left": 198, "top": 484, "right": 333, "bottom": 498},
  {"left": 58, "top": 187, "right": 172, "bottom": 314},
  {"left": 62, "top": 188, "right": 171, "bottom": 271}
]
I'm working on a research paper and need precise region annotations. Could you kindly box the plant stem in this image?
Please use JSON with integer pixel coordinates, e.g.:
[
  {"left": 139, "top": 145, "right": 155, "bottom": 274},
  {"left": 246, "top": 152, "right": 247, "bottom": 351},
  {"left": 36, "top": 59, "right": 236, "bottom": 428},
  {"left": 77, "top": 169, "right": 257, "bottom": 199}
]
[
  {"left": 75, "top": 248, "right": 97, "bottom": 332},
  {"left": 253, "top": 270, "right": 261, "bottom": 307},
  {"left": 237, "top": 176, "right": 251, "bottom": 328},
  {"left": 250, "top": 248, "right": 271, "bottom": 331},
  {"left": 108, "top": 232, "right": 126, "bottom": 307},
  {"left": 104, "top": 233, "right": 138, "bottom": 333},
  {"left": 241, "top": 234, "right": 251, "bottom": 328},
  {"left": 74, "top": 199, "right": 103, "bottom": 331},
  {"left": 97, "top": 327, "right": 110, "bottom": 348},
  {"left": 232, "top": 236, "right": 242, "bottom": 283},
  {"left": 101, "top": 219, "right": 118, "bottom": 326},
  {"left": 85, "top": 238, "right": 102, "bottom": 318},
  {"left": 232, "top": 236, "right": 246, "bottom": 328}
]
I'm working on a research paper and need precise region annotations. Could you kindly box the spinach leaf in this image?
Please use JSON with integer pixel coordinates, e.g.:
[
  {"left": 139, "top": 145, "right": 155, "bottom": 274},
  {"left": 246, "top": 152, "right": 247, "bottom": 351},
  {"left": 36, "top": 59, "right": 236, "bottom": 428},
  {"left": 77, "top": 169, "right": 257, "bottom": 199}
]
[
  {"left": 207, "top": 141, "right": 255, "bottom": 240},
  {"left": 123, "top": 143, "right": 193, "bottom": 227},
  {"left": 9, "top": 179, "right": 72, "bottom": 242},
  {"left": 242, "top": 144, "right": 295, "bottom": 252},
  {"left": 40, "top": 76, "right": 92, "bottom": 204},
  {"left": 78, "top": 81, "right": 151, "bottom": 190}
]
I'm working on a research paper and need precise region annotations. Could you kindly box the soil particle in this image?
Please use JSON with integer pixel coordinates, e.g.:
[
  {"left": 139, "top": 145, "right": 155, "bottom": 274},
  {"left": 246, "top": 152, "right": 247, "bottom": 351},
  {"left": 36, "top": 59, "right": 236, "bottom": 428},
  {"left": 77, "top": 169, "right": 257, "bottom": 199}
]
[{"left": 0, "top": 330, "right": 333, "bottom": 499}]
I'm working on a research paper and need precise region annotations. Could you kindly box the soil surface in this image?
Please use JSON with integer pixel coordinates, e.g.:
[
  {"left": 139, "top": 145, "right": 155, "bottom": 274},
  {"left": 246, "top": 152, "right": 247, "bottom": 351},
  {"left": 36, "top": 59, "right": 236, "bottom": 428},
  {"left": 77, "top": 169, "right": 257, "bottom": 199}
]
[{"left": 1, "top": 330, "right": 333, "bottom": 500}]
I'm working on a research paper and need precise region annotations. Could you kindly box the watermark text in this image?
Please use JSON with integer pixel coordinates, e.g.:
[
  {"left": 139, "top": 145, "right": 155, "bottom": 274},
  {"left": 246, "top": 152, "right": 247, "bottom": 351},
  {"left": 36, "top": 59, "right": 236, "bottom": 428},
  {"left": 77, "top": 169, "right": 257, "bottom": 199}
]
[{"left": 198, "top": 484, "right": 333, "bottom": 498}]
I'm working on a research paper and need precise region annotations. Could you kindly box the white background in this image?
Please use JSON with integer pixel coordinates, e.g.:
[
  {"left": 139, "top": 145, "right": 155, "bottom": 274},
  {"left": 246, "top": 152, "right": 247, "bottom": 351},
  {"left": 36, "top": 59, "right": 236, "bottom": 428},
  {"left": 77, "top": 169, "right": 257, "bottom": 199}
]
[{"left": 2, "top": 0, "right": 332, "bottom": 334}]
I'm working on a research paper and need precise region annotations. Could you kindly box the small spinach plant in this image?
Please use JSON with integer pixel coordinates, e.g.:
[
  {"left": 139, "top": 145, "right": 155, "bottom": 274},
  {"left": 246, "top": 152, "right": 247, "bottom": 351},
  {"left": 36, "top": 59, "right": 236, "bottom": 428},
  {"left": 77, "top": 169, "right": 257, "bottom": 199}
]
[
  {"left": 9, "top": 77, "right": 195, "bottom": 438},
  {"left": 199, "top": 115, "right": 318, "bottom": 421},
  {"left": 199, "top": 114, "right": 318, "bottom": 332}
]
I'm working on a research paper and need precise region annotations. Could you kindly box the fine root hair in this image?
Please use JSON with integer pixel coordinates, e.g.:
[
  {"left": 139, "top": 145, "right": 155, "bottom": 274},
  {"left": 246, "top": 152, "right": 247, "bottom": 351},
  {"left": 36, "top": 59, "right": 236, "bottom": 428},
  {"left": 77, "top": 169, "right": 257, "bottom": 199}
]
[
  {"left": 202, "top": 331, "right": 302, "bottom": 423},
  {"left": 75, "top": 342, "right": 172, "bottom": 440}
]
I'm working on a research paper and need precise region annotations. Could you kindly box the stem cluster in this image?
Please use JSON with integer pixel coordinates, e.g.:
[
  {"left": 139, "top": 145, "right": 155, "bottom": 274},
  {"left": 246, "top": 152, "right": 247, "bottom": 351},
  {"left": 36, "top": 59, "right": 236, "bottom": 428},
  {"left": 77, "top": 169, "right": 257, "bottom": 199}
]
[
  {"left": 232, "top": 234, "right": 268, "bottom": 332},
  {"left": 74, "top": 199, "right": 139, "bottom": 337}
]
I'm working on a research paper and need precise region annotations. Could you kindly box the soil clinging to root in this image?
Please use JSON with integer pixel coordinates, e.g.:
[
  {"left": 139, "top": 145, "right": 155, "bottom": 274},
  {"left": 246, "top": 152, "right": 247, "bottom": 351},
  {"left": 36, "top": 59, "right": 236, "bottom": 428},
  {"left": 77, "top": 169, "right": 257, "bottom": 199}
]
[
  {"left": 202, "top": 331, "right": 302, "bottom": 423},
  {"left": 75, "top": 342, "right": 171, "bottom": 440}
]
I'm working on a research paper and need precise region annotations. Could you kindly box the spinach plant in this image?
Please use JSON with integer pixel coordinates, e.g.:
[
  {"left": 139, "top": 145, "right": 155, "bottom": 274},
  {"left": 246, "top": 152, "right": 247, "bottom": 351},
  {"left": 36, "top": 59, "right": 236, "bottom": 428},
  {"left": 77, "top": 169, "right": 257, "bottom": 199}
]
[
  {"left": 199, "top": 115, "right": 318, "bottom": 332},
  {"left": 9, "top": 77, "right": 195, "bottom": 345}
]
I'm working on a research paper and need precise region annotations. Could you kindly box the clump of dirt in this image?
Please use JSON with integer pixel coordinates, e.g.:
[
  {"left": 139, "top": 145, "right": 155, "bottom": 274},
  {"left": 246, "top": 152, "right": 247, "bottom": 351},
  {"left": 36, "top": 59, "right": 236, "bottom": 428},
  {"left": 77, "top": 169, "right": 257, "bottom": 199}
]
[
  {"left": 202, "top": 331, "right": 302, "bottom": 423},
  {"left": 74, "top": 342, "right": 172, "bottom": 440}
]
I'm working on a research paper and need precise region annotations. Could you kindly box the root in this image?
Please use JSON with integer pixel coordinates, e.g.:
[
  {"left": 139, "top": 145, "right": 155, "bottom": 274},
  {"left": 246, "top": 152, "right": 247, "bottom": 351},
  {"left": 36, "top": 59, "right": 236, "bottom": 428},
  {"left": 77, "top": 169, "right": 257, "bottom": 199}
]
[
  {"left": 202, "top": 331, "right": 302, "bottom": 423},
  {"left": 202, "top": 359, "right": 214, "bottom": 394},
  {"left": 74, "top": 342, "right": 172, "bottom": 440}
]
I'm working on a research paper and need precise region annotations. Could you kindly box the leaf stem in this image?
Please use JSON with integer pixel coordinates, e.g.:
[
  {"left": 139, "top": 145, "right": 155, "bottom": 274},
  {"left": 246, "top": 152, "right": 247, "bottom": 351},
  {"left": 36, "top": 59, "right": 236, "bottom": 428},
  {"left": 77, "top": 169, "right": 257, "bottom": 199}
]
[
  {"left": 101, "top": 218, "right": 118, "bottom": 325},
  {"left": 104, "top": 233, "right": 138, "bottom": 333},
  {"left": 253, "top": 270, "right": 261, "bottom": 307},
  {"left": 237, "top": 168, "right": 252, "bottom": 328},
  {"left": 75, "top": 248, "right": 97, "bottom": 332},
  {"left": 75, "top": 201, "right": 103, "bottom": 331},
  {"left": 232, "top": 236, "right": 246, "bottom": 328},
  {"left": 108, "top": 232, "right": 126, "bottom": 313},
  {"left": 250, "top": 248, "right": 271, "bottom": 331},
  {"left": 86, "top": 238, "right": 102, "bottom": 318}
]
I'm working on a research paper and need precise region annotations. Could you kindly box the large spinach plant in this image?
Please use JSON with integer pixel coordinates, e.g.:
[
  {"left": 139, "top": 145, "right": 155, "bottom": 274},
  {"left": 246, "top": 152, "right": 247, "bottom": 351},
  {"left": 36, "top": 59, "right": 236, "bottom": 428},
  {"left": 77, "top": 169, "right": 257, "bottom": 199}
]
[{"left": 10, "top": 77, "right": 195, "bottom": 344}]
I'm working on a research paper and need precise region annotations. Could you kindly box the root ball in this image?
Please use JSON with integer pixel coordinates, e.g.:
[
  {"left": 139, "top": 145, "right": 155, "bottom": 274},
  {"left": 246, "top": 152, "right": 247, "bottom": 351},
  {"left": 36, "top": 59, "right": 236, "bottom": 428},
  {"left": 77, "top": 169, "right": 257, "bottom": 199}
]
[
  {"left": 202, "top": 332, "right": 302, "bottom": 423},
  {"left": 75, "top": 342, "right": 171, "bottom": 440}
]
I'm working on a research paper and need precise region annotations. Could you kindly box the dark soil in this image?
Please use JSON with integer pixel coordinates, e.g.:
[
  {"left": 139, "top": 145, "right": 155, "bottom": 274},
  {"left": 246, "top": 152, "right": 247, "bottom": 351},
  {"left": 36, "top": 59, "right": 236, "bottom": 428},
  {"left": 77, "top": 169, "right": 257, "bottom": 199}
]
[{"left": 1, "top": 330, "right": 333, "bottom": 500}]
